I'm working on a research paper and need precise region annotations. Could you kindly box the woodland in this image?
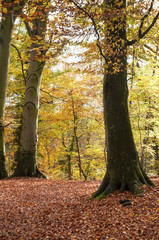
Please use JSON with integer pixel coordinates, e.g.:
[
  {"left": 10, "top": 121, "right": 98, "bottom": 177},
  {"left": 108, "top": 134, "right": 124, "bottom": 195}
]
[
  {"left": 0, "top": 0, "right": 158, "bottom": 181},
  {"left": 0, "top": 0, "right": 159, "bottom": 239}
]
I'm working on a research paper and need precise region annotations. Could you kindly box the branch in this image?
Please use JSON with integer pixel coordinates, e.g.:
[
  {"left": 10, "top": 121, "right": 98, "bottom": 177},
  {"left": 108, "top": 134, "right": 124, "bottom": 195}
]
[
  {"left": 40, "top": 88, "right": 54, "bottom": 103},
  {"left": 0, "top": 122, "right": 12, "bottom": 129},
  {"left": 127, "top": 1, "right": 159, "bottom": 46},
  {"left": 139, "top": 11, "right": 159, "bottom": 39},
  {"left": 69, "top": 0, "right": 106, "bottom": 61},
  {"left": 144, "top": 44, "right": 156, "bottom": 54},
  {"left": 139, "top": 0, "right": 155, "bottom": 38},
  {"left": 24, "top": 20, "right": 33, "bottom": 37},
  {"left": 11, "top": 43, "right": 27, "bottom": 85}
]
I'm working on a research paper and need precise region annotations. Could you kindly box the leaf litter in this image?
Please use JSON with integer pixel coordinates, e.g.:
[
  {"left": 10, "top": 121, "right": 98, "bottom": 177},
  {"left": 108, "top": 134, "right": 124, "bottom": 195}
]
[{"left": 0, "top": 178, "right": 158, "bottom": 240}]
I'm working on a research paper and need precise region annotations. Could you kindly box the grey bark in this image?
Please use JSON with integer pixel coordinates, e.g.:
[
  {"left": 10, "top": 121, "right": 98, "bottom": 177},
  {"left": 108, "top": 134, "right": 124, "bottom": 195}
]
[{"left": 12, "top": 9, "right": 47, "bottom": 178}]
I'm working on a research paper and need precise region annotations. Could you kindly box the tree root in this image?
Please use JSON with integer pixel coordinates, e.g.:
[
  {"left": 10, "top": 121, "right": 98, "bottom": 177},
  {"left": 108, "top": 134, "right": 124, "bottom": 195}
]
[
  {"left": 91, "top": 171, "right": 155, "bottom": 199},
  {"left": 35, "top": 167, "right": 46, "bottom": 178},
  {"left": 10, "top": 166, "right": 46, "bottom": 179}
]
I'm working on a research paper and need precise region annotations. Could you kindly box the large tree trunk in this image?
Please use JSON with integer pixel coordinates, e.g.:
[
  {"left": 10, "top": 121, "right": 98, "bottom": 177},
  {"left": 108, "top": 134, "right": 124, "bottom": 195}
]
[
  {"left": 92, "top": 0, "right": 154, "bottom": 198},
  {"left": 92, "top": 69, "right": 154, "bottom": 199},
  {"left": 12, "top": 60, "right": 46, "bottom": 177},
  {"left": 0, "top": 4, "right": 15, "bottom": 179},
  {"left": 0, "top": 1, "right": 27, "bottom": 178},
  {"left": 12, "top": 11, "right": 47, "bottom": 178}
]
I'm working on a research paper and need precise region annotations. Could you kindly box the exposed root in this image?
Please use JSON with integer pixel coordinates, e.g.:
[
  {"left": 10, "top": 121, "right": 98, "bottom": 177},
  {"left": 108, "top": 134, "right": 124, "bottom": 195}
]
[
  {"left": 91, "top": 170, "right": 155, "bottom": 199},
  {"left": 10, "top": 167, "right": 46, "bottom": 179},
  {"left": 95, "top": 184, "right": 117, "bottom": 199},
  {"left": 119, "top": 182, "right": 126, "bottom": 193},
  {"left": 35, "top": 167, "right": 46, "bottom": 178},
  {"left": 128, "top": 180, "right": 144, "bottom": 195},
  {"left": 91, "top": 174, "right": 110, "bottom": 199}
]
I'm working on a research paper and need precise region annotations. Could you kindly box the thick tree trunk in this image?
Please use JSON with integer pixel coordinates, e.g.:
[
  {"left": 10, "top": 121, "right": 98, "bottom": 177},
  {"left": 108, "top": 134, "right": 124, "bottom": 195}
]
[
  {"left": 0, "top": 8, "right": 15, "bottom": 178},
  {"left": 12, "top": 59, "right": 46, "bottom": 178},
  {"left": 0, "top": 1, "right": 27, "bottom": 178},
  {"left": 92, "top": 0, "right": 154, "bottom": 198},
  {"left": 12, "top": 13, "right": 47, "bottom": 178},
  {"left": 12, "top": 59, "right": 46, "bottom": 177},
  {"left": 92, "top": 70, "right": 154, "bottom": 199}
]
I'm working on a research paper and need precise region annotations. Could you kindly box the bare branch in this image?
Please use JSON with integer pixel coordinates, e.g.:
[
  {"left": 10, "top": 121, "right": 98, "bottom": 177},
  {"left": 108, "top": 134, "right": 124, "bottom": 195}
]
[
  {"left": 127, "top": 1, "right": 159, "bottom": 46},
  {"left": 139, "top": 0, "right": 155, "bottom": 38},
  {"left": 11, "top": 43, "right": 27, "bottom": 85},
  {"left": 69, "top": 0, "right": 106, "bottom": 61},
  {"left": 23, "top": 20, "right": 33, "bottom": 37},
  {"left": 144, "top": 44, "right": 156, "bottom": 54},
  {"left": 139, "top": 11, "right": 159, "bottom": 39}
]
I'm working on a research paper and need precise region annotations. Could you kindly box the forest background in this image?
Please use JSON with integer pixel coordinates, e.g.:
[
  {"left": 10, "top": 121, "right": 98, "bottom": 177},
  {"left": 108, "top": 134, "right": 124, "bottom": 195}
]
[{"left": 1, "top": 0, "right": 159, "bottom": 180}]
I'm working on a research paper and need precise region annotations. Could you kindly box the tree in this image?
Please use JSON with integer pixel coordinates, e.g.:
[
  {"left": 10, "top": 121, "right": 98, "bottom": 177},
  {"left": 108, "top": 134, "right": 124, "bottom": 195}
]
[
  {"left": 37, "top": 64, "right": 105, "bottom": 179},
  {"left": 69, "top": 0, "right": 158, "bottom": 197},
  {"left": 12, "top": 1, "right": 49, "bottom": 177},
  {"left": 0, "top": 0, "right": 26, "bottom": 179},
  {"left": 12, "top": 0, "right": 69, "bottom": 177}
]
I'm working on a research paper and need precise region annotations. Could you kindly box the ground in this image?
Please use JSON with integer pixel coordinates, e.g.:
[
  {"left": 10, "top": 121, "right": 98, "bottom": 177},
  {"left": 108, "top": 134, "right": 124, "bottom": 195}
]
[{"left": 0, "top": 178, "right": 158, "bottom": 240}]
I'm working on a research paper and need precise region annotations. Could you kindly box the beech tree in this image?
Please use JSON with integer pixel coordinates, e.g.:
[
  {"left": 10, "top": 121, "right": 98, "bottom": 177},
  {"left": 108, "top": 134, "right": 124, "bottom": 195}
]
[
  {"left": 12, "top": 1, "right": 49, "bottom": 177},
  {"left": 12, "top": 0, "right": 68, "bottom": 177},
  {"left": 0, "top": 0, "right": 26, "bottom": 179},
  {"left": 69, "top": 0, "right": 158, "bottom": 197}
]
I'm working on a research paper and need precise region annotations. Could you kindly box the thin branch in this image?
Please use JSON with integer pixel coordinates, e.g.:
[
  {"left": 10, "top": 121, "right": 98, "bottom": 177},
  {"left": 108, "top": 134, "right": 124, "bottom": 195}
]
[
  {"left": 40, "top": 88, "right": 54, "bottom": 102},
  {"left": 24, "top": 20, "right": 33, "bottom": 37},
  {"left": 11, "top": 43, "right": 27, "bottom": 85},
  {"left": 139, "top": 0, "right": 155, "bottom": 38},
  {"left": 127, "top": 1, "right": 159, "bottom": 46},
  {"left": 69, "top": 0, "right": 106, "bottom": 61},
  {"left": 0, "top": 122, "right": 12, "bottom": 129},
  {"left": 144, "top": 44, "right": 156, "bottom": 54},
  {"left": 139, "top": 11, "right": 159, "bottom": 39}
]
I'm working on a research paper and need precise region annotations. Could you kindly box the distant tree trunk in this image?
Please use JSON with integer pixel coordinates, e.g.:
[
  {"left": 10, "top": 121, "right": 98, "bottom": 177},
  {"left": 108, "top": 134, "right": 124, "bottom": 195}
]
[
  {"left": 92, "top": 0, "right": 154, "bottom": 198},
  {"left": 0, "top": 0, "right": 26, "bottom": 178},
  {"left": 12, "top": 8, "right": 47, "bottom": 178},
  {"left": 71, "top": 93, "right": 87, "bottom": 180},
  {"left": 153, "top": 142, "right": 159, "bottom": 175},
  {"left": 62, "top": 134, "right": 74, "bottom": 180}
]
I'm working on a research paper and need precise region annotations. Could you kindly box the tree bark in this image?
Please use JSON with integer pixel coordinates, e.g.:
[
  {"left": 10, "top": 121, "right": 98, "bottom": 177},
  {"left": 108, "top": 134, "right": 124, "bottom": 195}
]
[
  {"left": 62, "top": 134, "right": 74, "bottom": 180},
  {"left": 0, "top": 0, "right": 27, "bottom": 178},
  {"left": 12, "top": 9, "right": 47, "bottom": 178},
  {"left": 92, "top": 0, "right": 154, "bottom": 198},
  {"left": 0, "top": 3, "right": 16, "bottom": 179},
  {"left": 71, "top": 93, "right": 87, "bottom": 180}
]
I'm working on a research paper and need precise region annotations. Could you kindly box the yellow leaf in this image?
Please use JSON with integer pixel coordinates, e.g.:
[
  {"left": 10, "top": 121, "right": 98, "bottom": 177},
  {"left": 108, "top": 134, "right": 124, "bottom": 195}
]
[{"left": 3, "top": 8, "right": 7, "bottom": 14}]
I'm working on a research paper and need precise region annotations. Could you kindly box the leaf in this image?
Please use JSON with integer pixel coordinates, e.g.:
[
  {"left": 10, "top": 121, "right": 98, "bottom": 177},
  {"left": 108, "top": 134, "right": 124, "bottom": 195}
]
[{"left": 3, "top": 8, "right": 7, "bottom": 14}]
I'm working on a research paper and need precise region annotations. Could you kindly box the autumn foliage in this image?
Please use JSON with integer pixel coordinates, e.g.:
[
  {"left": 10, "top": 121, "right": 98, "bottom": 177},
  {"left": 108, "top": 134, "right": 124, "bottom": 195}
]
[{"left": 0, "top": 178, "right": 158, "bottom": 239}]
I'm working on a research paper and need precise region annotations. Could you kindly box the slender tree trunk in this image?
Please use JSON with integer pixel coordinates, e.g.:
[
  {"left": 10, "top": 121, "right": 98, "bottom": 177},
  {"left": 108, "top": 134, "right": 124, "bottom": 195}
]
[
  {"left": 92, "top": 0, "right": 154, "bottom": 198},
  {"left": 67, "top": 153, "right": 72, "bottom": 179},
  {"left": 71, "top": 93, "right": 87, "bottom": 180},
  {"left": 12, "top": 10, "right": 47, "bottom": 178},
  {"left": 153, "top": 142, "right": 159, "bottom": 175},
  {"left": 62, "top": 134, "right": 74, "bottom": 180}
]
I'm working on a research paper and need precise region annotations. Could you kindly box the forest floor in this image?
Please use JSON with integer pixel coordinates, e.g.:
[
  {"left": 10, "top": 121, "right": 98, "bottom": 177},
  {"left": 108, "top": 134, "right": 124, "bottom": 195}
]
[{"left": 0, "top": 178, "right": 158, "bottom": 240}]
